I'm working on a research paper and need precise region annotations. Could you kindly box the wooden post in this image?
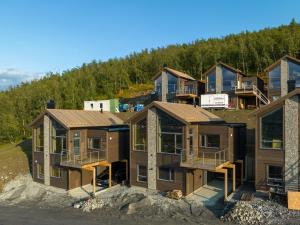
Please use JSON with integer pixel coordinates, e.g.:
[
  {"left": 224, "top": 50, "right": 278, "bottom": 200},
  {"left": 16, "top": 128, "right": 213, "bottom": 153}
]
[
  {"left": 224, "top": 169, "right": 228, "bottom": 201},
  {"left": 109, "top": 164, "right": 112, "bottom": 188},
  {"left": 92, "top": 168, "right": 95, "bottom": 194},
  {"left": 232, "top": 164, "right": 236, "bottom": 192},
  {"left": 125, "top": 160, "right": 128, "bottom": 181},
  {"left": 236, "top": 160, "right": 244, "bottom": 185}
]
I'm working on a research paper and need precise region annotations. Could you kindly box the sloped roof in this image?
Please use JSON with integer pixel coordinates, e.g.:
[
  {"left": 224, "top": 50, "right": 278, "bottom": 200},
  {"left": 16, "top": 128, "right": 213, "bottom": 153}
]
[
  {"left": 203, "top": 61, "right": 246, "bottom": 77},
  {"left": 127, "top": 101, "right": 223, "bottom": 124},
  {"left": 30, "top": 109, "right": 124, "bottom": 128},
  {"left": 264, "top": 55, "right": 300, "bottom": 72},
  {"left": 251, "top": 88, "right": 300, "bottom": 116},
  {"left": 152, "top": 67, "right": 196, "bottom": 81}
]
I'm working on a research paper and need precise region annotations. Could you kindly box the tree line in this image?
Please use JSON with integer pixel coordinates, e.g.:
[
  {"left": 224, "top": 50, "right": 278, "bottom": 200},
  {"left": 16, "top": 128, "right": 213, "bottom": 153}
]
[{"left": 1, "top": 20, "right": 300, "bottom": 142}]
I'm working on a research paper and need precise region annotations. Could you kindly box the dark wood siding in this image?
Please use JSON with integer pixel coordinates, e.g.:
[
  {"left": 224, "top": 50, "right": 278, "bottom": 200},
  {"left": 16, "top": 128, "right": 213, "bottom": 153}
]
[
  {"left": 68, "top": 169, "right": 93, "bottom": 190},
  {"left": 32, "top": 151, "right": 44, "bottom": 184},
  {"left": 130, "top": 151, "right": 148, "bottom": 188},
  {"left": 107, "top": 130, "right": 129, "bottom": 163}
]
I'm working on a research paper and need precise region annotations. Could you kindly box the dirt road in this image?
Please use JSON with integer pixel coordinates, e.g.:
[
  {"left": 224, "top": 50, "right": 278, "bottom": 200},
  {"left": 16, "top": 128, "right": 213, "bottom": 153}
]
[{"left": 0, "top": 203, "right": 229, "bottom": 225}]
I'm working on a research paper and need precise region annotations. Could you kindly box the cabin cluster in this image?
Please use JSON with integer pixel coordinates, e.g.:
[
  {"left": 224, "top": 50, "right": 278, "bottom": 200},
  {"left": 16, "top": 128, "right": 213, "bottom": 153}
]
[{"left": 30, "top": 55, "right": 300, "bottom": 201}]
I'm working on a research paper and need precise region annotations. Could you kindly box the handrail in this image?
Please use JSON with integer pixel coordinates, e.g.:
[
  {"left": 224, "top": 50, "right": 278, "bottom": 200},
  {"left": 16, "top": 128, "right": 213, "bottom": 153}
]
[
  {"left": 181, "top": 148, "right": 227, "bottom": 169},
  {"left": 235, "top": 84, "right": 270, "bottom": 105},
  {"left": 60, "top": 149, "right": 106, "bottom": 167}
]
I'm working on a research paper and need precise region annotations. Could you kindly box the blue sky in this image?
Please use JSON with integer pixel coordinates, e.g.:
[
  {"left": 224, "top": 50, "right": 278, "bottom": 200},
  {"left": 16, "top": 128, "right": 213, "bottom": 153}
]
[{"left": 0, "top": 0, "right": 299, "bottom": 90}]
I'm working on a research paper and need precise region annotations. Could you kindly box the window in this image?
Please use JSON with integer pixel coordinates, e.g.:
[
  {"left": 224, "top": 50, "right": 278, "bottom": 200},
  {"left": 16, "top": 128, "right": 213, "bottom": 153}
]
[
  {"left": 288, "top": 61, "right": 300, "bottom": 87},
  {"left": 158, "top": 110, "right": 183, "bottom": 154},
  {"left": 269, "top": 65, "right": 281, "bottom": 89},
  {"left": 134, "top": 118, "right": 147, "bottom": 151},
  {"left": 50, "top": 167, "right": 61, "bottom": 178},
  {"left": 155, "top": 76, "right": 162, "bottom": 94},
  {"left": 158, "top": 167, "right": 174, "bottom": 181},
  {"left": 137, "top": 165, "right": 147, "bottom": 182},
  {"left": 100, "top": 103, "right": 103, "bottom": 109},
  {"left": 35, "top": 125, "right": 44, "bottom": 152},
  {"left": 88, "top": 137, "right": 101, "bottom": 150},
  {"left": 73, "top": 131, "right": 81, "bottom": 155},
  {"left": 200, "top": 134, "right": 220, "bottom": 149},
  {"left": 90, "top": 103, "right": 94, "bottom": 109},
  {"left": 51, "top": 121, "right": 67, "bottom": 154},
  {"left": 267, "top": 165, "right": 283, "bottom": 187},
  {"left": 167, "top": 73, "right": 177, "bottom": 94},
  {"left": 37, "top": 164, "right": 44, "bottom": 179},
  {"left": 261, "top": 108, "right": 283, "bottom": 149},
  {"left": 207, "top": 71, "right": 216, "bottom": 92},
  {"left": 222, "top": 67, "right": 236, "bottom": 91}
]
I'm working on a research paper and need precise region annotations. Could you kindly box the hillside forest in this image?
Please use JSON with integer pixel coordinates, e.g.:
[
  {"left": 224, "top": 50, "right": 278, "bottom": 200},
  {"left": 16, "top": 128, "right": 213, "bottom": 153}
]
[{"left": 1, "top": 20, "right": 300, "bottom": 142}]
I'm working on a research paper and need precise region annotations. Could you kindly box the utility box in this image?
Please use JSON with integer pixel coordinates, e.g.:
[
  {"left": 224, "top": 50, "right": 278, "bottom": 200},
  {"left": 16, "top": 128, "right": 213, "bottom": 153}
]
[{"left": 200, "top": 94, "right": 229, "bottom": 109}]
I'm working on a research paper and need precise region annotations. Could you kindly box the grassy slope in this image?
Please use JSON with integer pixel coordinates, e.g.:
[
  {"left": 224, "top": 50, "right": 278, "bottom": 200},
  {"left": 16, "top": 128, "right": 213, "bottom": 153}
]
[
  {"left": 210, "top": 110, "right": 256, "bottom": 128},
  {"left": 0, "top": 140, "right": 32, "bottom": 191}
]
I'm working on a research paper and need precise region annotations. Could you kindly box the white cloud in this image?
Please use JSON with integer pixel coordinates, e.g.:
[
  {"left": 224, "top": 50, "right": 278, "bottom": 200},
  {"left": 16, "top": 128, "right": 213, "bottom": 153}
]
[{"left": 0, "top": 68, "right": 44, "bottom": 91}]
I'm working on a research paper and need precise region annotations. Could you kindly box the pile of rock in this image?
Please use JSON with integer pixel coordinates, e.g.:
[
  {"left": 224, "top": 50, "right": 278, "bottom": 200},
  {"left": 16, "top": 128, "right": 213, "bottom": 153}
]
[{"left": 221, "top": 199, "right": 300, "bottom": 225}]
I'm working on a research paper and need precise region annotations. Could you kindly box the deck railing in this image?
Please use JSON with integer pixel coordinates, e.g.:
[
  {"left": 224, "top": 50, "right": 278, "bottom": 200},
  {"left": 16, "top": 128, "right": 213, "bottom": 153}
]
[
  {"left": 176, "top": 87, "right": 197, "bottom": 95},
  {"left": 180, "top": 149, "right": 226, "bottom": 170},
  {"left": 235, "top": 84, "right": 270, "bottom": 105},
  {"left": 60, "top": 150, "right": 106, "bottom": 168}
]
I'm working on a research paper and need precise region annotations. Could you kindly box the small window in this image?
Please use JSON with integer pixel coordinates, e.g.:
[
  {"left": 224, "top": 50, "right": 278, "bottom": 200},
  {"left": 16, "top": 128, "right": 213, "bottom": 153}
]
[
  {"left": 199, "top": 134, "right": 220, "bottom": 149},
  {"left": 100, "top": 103, "right": 103, "bottom": 109},
  {"left": 35, "top": 125, "right": 44, "bottom": 152},
  {"left": 88, "top": 137, "right": 101, "bottom": 150},
  {"left": 137, "top": 165, "right": 147, "bottom": 182},
  {"left": 158, "top": 167, "right": 174, "bottom": 181},
  {"left": 50, "top": 167, "right": 61, "bottom": 178},
  {"left": 73, "top": 131, "right": 80, "bottom": 155},
  {"left": 90, "top": 103, "right": 94, "bottom": 109},
  {"left": 267, "top": 165, "right": 283, "bottom": 187},
  {"left": 37, "top": 164, "right": 44, "bottom": 179}
]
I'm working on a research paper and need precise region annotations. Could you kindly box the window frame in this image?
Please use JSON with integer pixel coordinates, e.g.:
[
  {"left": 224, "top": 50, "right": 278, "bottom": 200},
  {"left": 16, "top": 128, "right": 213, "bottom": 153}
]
[
  {"left": 157, "top": 167, "right": 175, "bottom": 182},
  {"left": 159, "top": 131, "right": 183, "bottom": 155},
  {"left": 199, "top": 134, "right": 221, "bottom": 149},
  {"left": 259, "top": 107, "right": 284, "bottom": 150},
  {"left": 50, "top": 166, "right": 61, "bottom": 178},
  {"left": 136, "top": 164, "right": 147, "bottom": 183},
  {"left": 88, "top": 137, "right": 102, "bottom": 151},
  {"left": 37, "top": 164, "right": 44, "bottom": 179},
  {"left": 266, "top": 165, "right": 284, "bottom": 187},
  {"left": 35, "top": 125, "right": 44, "bottom": 152},
  {"left": 73, "top": 131, "right": 81, "bottom": 155},
  {"left": 133, "top": 117, "right": 147, "bottom": 152}
]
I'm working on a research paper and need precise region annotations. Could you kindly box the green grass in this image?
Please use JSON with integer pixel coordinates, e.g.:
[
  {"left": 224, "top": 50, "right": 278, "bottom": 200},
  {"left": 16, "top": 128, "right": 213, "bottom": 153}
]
[
  {"left": 210, "top": 110, "right": 256, "bottom": 128},
  {"left": 0, "top": 139, "right": 32, "bottom": 192}
]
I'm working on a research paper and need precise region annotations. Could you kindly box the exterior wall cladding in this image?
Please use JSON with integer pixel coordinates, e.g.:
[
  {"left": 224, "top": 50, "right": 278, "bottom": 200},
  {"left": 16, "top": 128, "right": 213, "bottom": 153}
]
[
  {"left": 32, "top": 115, "right": 129, "bottom": 190},
  {"left": 129, "top": 107, "right": 246, "bottom": 195},
  {"left": 255, "top": 94, "right": 300, "bottom": 192}
]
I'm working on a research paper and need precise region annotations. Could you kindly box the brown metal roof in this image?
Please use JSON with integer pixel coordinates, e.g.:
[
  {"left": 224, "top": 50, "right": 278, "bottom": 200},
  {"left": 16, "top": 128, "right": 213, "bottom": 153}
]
[
  {"left": 203, "top": 61, "right": 246, "bottom": 77},
  {"left": 152, "top": 67, "right": 196, "bottom": 81},
  {"left": 264, "top": 55, "right": 300, "bottom": 72},
  {"left": 30, "top": 109, "right": 124, "bottom": 128},
  {"left": 127, "top": 101, "right": 223, "bottom": 124}
]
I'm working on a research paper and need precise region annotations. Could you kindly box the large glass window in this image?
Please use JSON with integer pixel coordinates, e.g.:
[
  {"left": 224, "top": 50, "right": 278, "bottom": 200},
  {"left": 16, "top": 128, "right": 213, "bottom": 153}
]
[
  {"left": 137, "top": 165, "right": 147, "bottom": 182},
  {"left": 158, "top": 111, "right": 183, "bottom": 154},
  {"left": 288, "top": 61, "right": 300, "bottom": 87},
  {"left": 51, "top": 121, "right": 67, "bottom": 154},
  {"left": 207, "top": 71, "right": 216, "bottom": 92},
  {"left": 167, "top": 73, "right": 177, "bottom": 94},
  {"left": 269, "top": 65, "right": 281, "bottom": 89},
  {"left": 222, "top": 67, "right": 236, "bottom": 91},
  {"left": 88, "top": 137, "right": 101, "bottom": 150},
  {"left": 134, "top": 118, "right": 147, "bottom": 151},
  {"left": 35, "top": 125, "right": 44, "bottom": 152},
  {"left": 200, "top": 134, "right": 220, "bottom": 149},
  {"left": 73, "top": 131, "right": 81, "bottom": 155},
  {"left": 267, "top": 165, "right": 283, "bottom": 187},
  {"left": 158, "top": 167, "right": 174, "bottom": 181},
  {"left": 261, "top": 108, "right": 283, "bottom": 149}
]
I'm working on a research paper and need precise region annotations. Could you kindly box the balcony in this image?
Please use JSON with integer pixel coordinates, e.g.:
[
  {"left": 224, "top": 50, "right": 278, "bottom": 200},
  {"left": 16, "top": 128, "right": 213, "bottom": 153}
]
[
  {"left": 176, "top": 87, "right": 197, "bottom": 97},
  {"left": 60, "top": 150, "right": 106, "bottom": 168},
  {"left": 180, "top": 149, "right": 227, "bottom": 170}
]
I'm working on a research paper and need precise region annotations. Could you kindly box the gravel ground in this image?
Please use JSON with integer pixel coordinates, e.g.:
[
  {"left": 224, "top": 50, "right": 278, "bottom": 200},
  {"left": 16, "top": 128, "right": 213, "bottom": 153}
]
[{"left": 221, "top": 198, "right": 300, "bottom": 225}]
